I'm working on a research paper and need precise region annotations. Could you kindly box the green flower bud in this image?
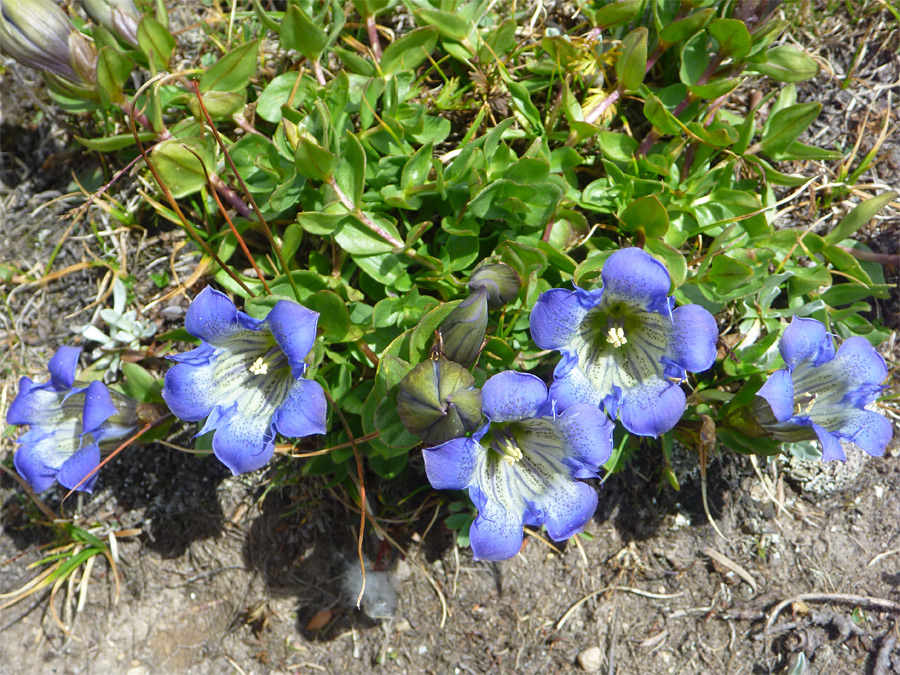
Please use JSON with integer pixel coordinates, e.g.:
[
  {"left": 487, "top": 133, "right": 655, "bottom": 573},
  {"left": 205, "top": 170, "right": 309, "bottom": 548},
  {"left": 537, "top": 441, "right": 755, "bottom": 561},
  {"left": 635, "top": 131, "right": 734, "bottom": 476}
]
[
  {"left": 468, "top": 262, "right": 520, "bottom": 309},
  {"left": 79, "top": 0, "right": 140, "bottom": 47},
  {"left": 0, "top": 0, "right": 97, "bottom": 85},
  {"left": 396, "top": 358, "right": 483, "bottom": 445},
  {"left": 439, "top": 287, "right": 488, "bottom": 368}
]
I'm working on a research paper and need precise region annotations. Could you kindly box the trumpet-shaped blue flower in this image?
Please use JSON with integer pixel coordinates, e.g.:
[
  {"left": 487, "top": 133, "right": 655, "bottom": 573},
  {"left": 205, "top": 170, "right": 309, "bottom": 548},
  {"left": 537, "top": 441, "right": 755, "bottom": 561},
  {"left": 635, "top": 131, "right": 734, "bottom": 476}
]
[
  {"left": 530, "top": 248, "right": 718, "bottom": 438},
  {"left": 7, "top": 346, "right": 138, "bottom": 492},
  {"left": 162, "top": 288, "right": 327, "bottom": 475},
  {"left": 755, "top": 317, "right": 892, "bottom": 461},
  {"left": 423, "top": 371, "right": 614, "bottom": 561}
]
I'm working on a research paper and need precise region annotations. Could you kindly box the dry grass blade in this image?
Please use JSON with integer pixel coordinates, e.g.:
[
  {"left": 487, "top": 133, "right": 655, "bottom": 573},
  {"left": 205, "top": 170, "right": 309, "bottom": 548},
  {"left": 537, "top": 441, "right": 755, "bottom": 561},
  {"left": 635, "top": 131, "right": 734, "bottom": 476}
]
[{"left": 703, "top": 547, "right": 758, "bottom": 594}]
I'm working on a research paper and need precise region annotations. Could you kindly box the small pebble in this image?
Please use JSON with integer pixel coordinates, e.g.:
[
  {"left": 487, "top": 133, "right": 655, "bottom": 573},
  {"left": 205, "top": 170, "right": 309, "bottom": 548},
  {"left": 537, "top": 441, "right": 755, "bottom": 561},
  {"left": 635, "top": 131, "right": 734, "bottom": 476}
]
[{"left": 577, "top": 646, "right": 603, "bottom": 671}]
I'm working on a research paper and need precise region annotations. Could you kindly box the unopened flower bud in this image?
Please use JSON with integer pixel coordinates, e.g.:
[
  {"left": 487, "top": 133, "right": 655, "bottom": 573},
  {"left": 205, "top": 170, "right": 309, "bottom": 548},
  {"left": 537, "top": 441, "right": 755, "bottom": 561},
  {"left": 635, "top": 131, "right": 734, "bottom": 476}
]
[
  {"left": 468, "top": 263, "right": 520, "bottom": 309},
  {"left": 0, "top": 0, "right": 97, "bottom": 85},
  {"left": 439, "top": 287, "right": 489, "bottom": 368},
  {"left": 396, "top": 358, "right": 483, "bottom": 445},
  {"left": 79, "top": 0, "right": 141, "bottom": 47}
]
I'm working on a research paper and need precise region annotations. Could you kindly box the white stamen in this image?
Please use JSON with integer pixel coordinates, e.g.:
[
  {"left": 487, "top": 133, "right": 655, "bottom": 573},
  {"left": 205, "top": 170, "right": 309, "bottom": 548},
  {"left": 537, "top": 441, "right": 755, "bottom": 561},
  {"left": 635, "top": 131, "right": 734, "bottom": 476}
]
[
  {"left": 249, "top": 357, "right": 269, "bottom": 375},
  {"left": 794, "top": 392, "right": 817, "bottom": 415},
  {"left": 499, "top": 437, "right": 523, "bottom": 464},
  {"left": 606, "top": 326, "right": 627, "bottom": 348}
]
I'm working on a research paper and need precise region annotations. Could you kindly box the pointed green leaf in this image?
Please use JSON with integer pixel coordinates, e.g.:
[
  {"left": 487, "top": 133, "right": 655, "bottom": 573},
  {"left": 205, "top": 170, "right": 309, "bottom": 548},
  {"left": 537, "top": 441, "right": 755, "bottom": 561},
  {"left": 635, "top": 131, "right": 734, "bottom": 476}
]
[
  {"left": 137, "top": 15, "right": 175, "bottom": 72},
  {"left": 200, "top": 40, "right": 259, "bottom": 92},
  {"left": 380, "top": 26, "right": 438, "bottom": 76},
  {"left": 615, "top": 27, "right": 647, "bottom": 93},
  {"left": 824, "top": 191, "right": 897, "bottom": 245},
  {"left": 280, "top": 4, "right": 328, "bottom": 61},
  {"left": 294, "top": 137, "right": 337, "bottom": 182},
  {"left": 759, "top": 102, "right": 821, "bottom": 155}
]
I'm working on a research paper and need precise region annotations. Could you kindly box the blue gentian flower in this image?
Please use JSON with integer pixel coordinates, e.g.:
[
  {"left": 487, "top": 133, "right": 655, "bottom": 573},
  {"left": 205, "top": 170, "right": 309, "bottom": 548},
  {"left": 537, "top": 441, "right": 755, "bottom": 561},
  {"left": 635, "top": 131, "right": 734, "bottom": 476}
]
[
  {"left": 530, "top": 248, "right": 718, "bottom": 437},
  {"left": 7, "top": 346, "right": 137, "bottom": 492},
  {"left": 755, "top": 317, "right": 892, "bottom": 461},
  {"left": 162, "top": 287, "right": 327, "bottom": 475},
  {"left": 423, "top": 371, "right": 614, "bottom": 561}
]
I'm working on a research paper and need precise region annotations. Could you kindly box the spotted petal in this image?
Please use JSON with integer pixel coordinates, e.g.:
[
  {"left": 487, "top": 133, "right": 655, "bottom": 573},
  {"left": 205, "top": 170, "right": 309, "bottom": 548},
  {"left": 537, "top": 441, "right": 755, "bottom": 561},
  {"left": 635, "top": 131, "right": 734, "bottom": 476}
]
[
  {"left": 267, "top": 300, "right": 319, "bottom": 378},
  {"left": 273, "top": 378, "right": 327, "bottom": 438},
  {"left": 423, "top": 438, "right": 478, "bottom": 491},
  {"left": 468, "top": 483, "right": 526, "bottom": 562},
  {"left": 835, "top": 409, "right": 892, "bottom": 458},
  {"left": 81, "top": 380, "right": 117, "bottom": 435},
  {"left": 57, "top": 443, "right": 101, "bottom": 493},
  {"left": 756, "top": 369, "right": 794, "bottom": 423},
  {"left": 619, "top": 377, "right": 686, "bottom": 437},
  {"left": 600, "top": 248, "right": 671, "bottom": 313},
  {"left": 780, "top": 317, "right": 834, "bottom": 369},
  {"left": 482, "top": 371, "right": 548, "bottom": 423},
  {"left": 669, "top": 304, "right": 718, "bottom": 373},
  {"left": 530, "top": 287, "right": 600, "bottom": 350},
  {"left": 47, "top": 346, "right": 81, "bottom": 390}
]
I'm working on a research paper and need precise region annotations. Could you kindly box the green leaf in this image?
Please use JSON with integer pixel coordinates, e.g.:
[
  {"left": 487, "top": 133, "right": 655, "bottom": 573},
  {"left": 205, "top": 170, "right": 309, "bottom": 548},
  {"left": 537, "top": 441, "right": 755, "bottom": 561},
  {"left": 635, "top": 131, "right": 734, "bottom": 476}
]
[
  {"left": 296, "top": 211, "right": 350, "bottom": 235},
  {"left": 336, "top": 131, "right": 366, "bottom": 207},
  {"left": 294, "top": 137, "right": 337, "bottom": 182},
  {"left": 75, "top": 131, "right": 157, "bottom": 151},
  {"left": 658, "top": 8, "right": 715, "bottom": 44},
  {"left": 708, "top": 18, "right": 751, "bottom": 61},
  {"left": 96, "top": 46, "right": 133, "bottom": 107},
  {"left": 415, "top": 7, "right": 468, "bottom": 40},
  {"left": 120, "top": 362, "right": 162, "bottom": 402},
  {"left": 591, "top": 0, "right": 643, "bottom": 28},
  {"left": 137, "top": 15, "right": 175, "bottom": 72},
  {"left": 281, "top": 223, "right": 304, "bottom": 263},
  {"left": 645, "top": 240, "right": 686, "bottom": 287},
  {"left": 597, "top": 131, "right": 637, "bottom": 161},
  {"left": 619, "top": 194, "right": 669, "bottom": 238},
  {"left": 706, "top": 255, "right": 754, "bottom": 294},
  {"left": 280, "top": 4, "right": 328, "bottom": 61},
  {"left": 305, "top": 290, "right": 350, "bottom": 341},
  {"left": 820, "top": 283, "right": 892, "bottom": 305},
  {"left": 380, "top": 26, "right": 438, "bottom": 76},
  {"left": 150, "top": 137, "right": 216, "bottom": 198},
  {"left": 615, "top": 27, "right": 647, "bottom": 93},
  {"left": 401, "top": 141, "right": 433, "bottom": 189},
  {"left": 334, "top": 213, "right": 402, "bottom": 255},
  {"left": 256, "top": 72, "right": 312, "bottom": 123},
  {"left": 750, "top": 44, "right": 819, "bottom": 82},
  {"left": 507, "top": 80, "right": 542, "bottom": 131},
  {"left": 200, "top": 40, "right": 259, "bottom": 92},
  {"left": 759, "top": 102, "right": 821, "bottom": 156},
  {"left": 643, "top": 92, "right": 682, "bottom": 135},
  {"left": 824, "top": 191, "right": 897, "bottom": 245},
  {"left": 187, "top": 91, "right": 246, "bottom": 119}
]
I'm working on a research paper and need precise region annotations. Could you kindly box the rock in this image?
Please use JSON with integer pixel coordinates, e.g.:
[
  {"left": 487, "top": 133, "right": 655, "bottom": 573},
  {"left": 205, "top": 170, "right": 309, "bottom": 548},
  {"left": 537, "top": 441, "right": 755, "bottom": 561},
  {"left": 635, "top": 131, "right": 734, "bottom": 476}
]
[{"left": 577, "top": 646, "right": 604, "bottom": 671}]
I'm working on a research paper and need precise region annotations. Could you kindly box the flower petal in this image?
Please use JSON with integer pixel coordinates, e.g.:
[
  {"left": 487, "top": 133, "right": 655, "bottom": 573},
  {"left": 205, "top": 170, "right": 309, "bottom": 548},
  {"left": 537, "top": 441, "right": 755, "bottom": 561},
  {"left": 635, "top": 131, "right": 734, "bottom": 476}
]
[
  {"left": 48, "top": 346, "right": 81, "bottom": 390},
  {"left": 669, "top": 304, "right": 718, "bottom": 373},
  {"left": 618, "top": 378, "right": 686, "bottom": 437},
  {"left": 756, "top": 369, "right": 795, "bottom": 423},
  {"left": 212, "top": 411, "right": 276, "bottom": 475},
  {"left": 549, "top": 365, "right": 604, "bottom": 411},
  {"left": 267, "top": 300, "right": 319, "bottom": 378},
  {"left": 273, "top": 378, "right": 327, "bottom": 438},
  {"left": 530, "top": 288, "right": 599, "bottom": 350},
  {"left": 600, "top": 248, "right": 671, "bottom": 312},
  {"left": 13, "top": 424, "right": 81, "bottom": 493},
  {"left": 423, "top": 438, "right": 478, "bottom": 490},
  {"left": 81, "top": 380, "right": 117, "bottom": 435},
  {"left": 542, "top": 480, "right": 597, "bottom": 542},
  {"left": 838, "top": 409, "right": 893, "bottom": 458},
  {"left": 833, "top": 337, "right": 888, "bottom": 401},
  {"left": 185, "top": 287, "right": 242, "bottom": 343},
  {"left": 57, "top": 443, "right": 101, "bottom": 493},
  {"left": 162, "top": 354, "right": 218, "bottom": 422},
  {"left": 780, "top": 317, "right": 834, "bottom": 369},
  {"left": 482, "top": 371, "right": 548, "bottom": 423},
  {"left": 551, "top": 404, "right": 614, "bottom": 472},
  {"left": 812, "top": 423, "right": 845, "bottom": 462},
  {"left": 6, "top": 377, "right": 55, "bottom": 425},
  {"left": 468, "top": 485, "right": 525, "bottom": 562}
]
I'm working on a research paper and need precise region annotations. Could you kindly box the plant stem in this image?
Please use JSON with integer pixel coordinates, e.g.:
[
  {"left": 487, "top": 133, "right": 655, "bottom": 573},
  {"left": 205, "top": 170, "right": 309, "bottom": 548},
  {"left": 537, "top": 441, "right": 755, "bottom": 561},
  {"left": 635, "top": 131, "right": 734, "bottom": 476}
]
[{"left": 367, "top": 14, "right": 383, "bottom": 60}]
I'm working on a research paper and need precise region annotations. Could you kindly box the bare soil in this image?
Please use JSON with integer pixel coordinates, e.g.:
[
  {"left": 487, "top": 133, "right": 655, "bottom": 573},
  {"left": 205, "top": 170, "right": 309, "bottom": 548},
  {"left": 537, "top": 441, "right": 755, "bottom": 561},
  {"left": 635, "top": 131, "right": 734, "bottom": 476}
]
[{"left": 2, "top": 4, "right": 899, "bottom": 675}]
